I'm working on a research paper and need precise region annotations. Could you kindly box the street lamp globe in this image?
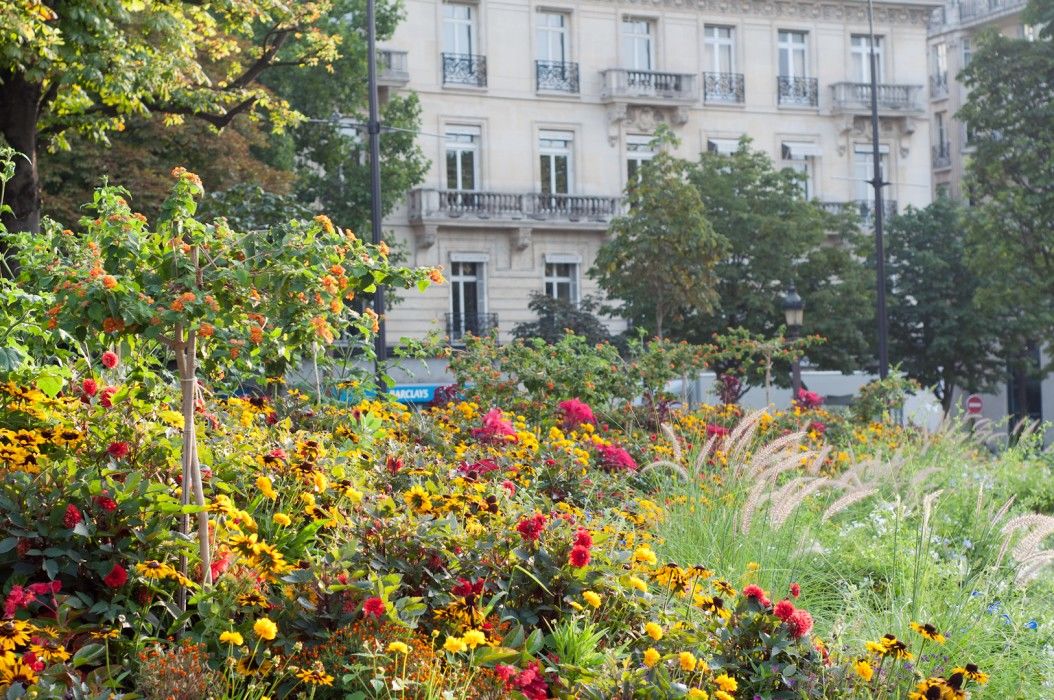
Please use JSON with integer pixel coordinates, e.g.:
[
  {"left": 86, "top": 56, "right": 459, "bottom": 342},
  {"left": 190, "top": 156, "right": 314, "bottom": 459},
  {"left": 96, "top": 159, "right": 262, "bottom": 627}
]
[{"left": 782, "top": 284, "right": 804, "bottom": 329}]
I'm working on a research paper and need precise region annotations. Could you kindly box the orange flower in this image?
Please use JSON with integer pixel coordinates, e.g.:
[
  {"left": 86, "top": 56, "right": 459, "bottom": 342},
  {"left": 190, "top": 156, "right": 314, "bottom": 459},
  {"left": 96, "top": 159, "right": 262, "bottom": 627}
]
[
  {"left": 378, "top": 241, "right": 390, "bottom": 257},
  {"left": 429, "top": 267, "right": 446, "bottom": 285},
  {"left": 170, "top": 300, "right": 184, "bottom": 312},
  {"left": 102, "top": 317, "right": 125, "bottom": 334},
  {"left": 198, "top": 323, "right": 214, "bottom": 338},
  {"left": 313, "top": 214, "right": 335, "bottom": 235},
  {"left": 179, "top": 292, "right": 196, "bottom": 303},
  {"left": 102, "top": 275, "right": 118, "bottom": 290},
  {"left": 249, "top": 325, "right": 264, "bottom": 345}
]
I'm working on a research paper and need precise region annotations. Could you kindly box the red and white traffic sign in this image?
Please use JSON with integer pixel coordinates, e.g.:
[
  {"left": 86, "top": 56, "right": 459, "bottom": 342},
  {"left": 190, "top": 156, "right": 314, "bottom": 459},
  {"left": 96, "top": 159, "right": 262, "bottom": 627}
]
[{"left": 966, "top": 394, "right": 983, "bottom": 415}]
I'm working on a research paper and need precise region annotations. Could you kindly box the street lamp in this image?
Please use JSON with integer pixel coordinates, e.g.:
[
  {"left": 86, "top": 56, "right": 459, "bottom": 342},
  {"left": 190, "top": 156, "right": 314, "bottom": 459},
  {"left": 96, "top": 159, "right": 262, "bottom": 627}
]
[{"left": 782, "top": 285, "right": 804, "bottom": 399}]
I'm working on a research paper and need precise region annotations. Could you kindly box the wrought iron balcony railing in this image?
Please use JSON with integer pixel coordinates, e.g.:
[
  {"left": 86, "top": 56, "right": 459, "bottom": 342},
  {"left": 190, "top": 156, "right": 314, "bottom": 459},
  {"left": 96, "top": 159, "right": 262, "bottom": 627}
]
[
  {"left": 442, "top": 53, "right": 487, "bottom": 87},
  {"left": 930, "top": 0, "right": 1026, "bottom": 29},
  {"left": 536, "top": 60, "right": 579, "bottom": 93},
  {"left": 408, "top": 188, "right": 622, "bottom": 226},
  {"left": 377, "top": 50, "right": 409, "bottom": 86},
  {"left": 929, "top": 73, "right": 948, "bottom": 99},
  {"left": 601, "top": 69, "right": 698, "bottom": 103},
  {"left": 830, "top": 82, "right": 923, "bottom": 113},
  {"left": 703, "top": 72, "right": 745, "bottom": 104},
  {"left": 777, "top": 76, "right": 818, "bottom": 107},
  {"left": 932, "top": 143, "right": 952, "bottom": 170},
  {"left": 446, "top": 312, "right": 498, "bottom": 344}
]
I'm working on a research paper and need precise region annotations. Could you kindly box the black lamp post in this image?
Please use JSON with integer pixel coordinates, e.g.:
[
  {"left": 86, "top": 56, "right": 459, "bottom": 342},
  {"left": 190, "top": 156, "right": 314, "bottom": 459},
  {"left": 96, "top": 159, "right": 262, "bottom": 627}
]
[{"left": 783, "top": 285, "right": 805, "bottom": 399}]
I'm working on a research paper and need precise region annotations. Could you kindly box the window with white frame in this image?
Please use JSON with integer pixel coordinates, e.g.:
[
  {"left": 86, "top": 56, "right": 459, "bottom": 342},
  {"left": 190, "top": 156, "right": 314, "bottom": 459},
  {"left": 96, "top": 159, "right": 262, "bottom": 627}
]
[
  {"left": 621, "top": 18, "right": 654, "bottom": 70},
  {"left": 626, "top": 134, "right": 655, "bottom": 182},
  {"left": 935, "top": 112, "right": 948, "bottom": 151},
  {"left": 853, "top": 144, "right": 888, "bottom": 202},
  {"left": 442, "top": 3, "right": 476, "bottom": 55},
  {"left": 778, "top": 30, "right": 808, "bottom": 77},
  {"left": 544, "top": 261, "right": 579, "bottom": 303},
  {"left": 445, "top": 125, "right": 480, "bottom": 191},
  {"left": 932, "top": 42, "right": 948, "bottom": 83},
  {"left": 781, "top": 141, "right": 821, "bottom": 199},
  {"left": 961, "top": 38, "right": 972, "bottom": 67},
  {"left": 704, "top": 25, "right": 735, "bottom": 73},
  {"left": 850, "top": 34, "right": 884, "bottom": 83},
  {"left": 539, "top": 130, "right": 573, "bottom": 195},
  {"left": 536, "top": 11, "right": 568, "bottom": 62},
  {"left": 449, "top": 259, "right": 486, "bottom": 341}
]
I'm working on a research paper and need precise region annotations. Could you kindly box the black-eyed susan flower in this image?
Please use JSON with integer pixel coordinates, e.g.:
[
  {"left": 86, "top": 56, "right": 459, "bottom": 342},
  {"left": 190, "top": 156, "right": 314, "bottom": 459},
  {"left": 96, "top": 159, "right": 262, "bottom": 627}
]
[
  {"left": 908, "top": 677, "right": 953, "bottom": 700},
  {"left": 910, "top": 621, "right": 947, "bottom": 644},
  {"left": 237, "top": 590, "right": 269, "bottom": 608},
  {"left": 295, "top": 664, "right": 334, "bottom": 686},
  {"left": 952, "top": 663, "right": 989, "bottom": 685},
  {"left": 0, "top": 621, "right": 30, "bottom": 650}
]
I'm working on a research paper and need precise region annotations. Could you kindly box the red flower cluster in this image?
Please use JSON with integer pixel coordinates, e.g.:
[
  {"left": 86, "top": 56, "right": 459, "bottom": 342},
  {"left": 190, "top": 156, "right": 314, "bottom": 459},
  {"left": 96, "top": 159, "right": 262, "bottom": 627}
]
[
  {"left": 706, "top": 423, "right": 730, "bottom": 438},
  {"left": 81, "top": 378, "right": 98, "bottom": 398},
  {"left": 557, "top": 398, "right": 595, "bottom": 429},
  {"left": 742, "top": 584, "right": 772, "bottom": 608},
  {"left": 107, "top": 441, "right": 130, "bottom": 459},
  {"left": 568, "top": 528, "right": 593, "bottom": 568},
  {"left": 774, "top": 599, "right": 796, "bottom": 621},
  {"left": 4, "top": 581, "right": 62, "bottom": 617},
  {"left": 103, "top": 563, "right": 128, "bottom": 588},
  {"left": 595, "top": 443, "right": 637, "bottom": 473},
  {"left": 101, "top": 351, "right": 119, "bottom": 369},
  {"left": 100, "top": 385, "right": 118, "bottom": 408},
  {"left": 94, "top": 492, "right": 118, "bottom": 512},
  {"left": 63, "top": 504, "right": 82, "bottom": 528},
  {"left": 385, "top": 455, "right": 404, "bottom": 473},
  {"left": 794, "top": 388, "right": 824, "bottom": 409},
  {"left": 471, "top": 408, "right": 518, "bottom": 444},
  {"left": 516, "top": 513, "right": 548, "bottom": 543},
  {"left": 495, "top": 661, "right": 549, "bottom": 700},
  {"left": 362, "top": 596, "right": 386, "bottom": 618},
  {"left": 456, "top": 458, "right": 500, "bottom": 481},
  {"left": 787, "top": 609, "right": 814, "bottom": 638}
]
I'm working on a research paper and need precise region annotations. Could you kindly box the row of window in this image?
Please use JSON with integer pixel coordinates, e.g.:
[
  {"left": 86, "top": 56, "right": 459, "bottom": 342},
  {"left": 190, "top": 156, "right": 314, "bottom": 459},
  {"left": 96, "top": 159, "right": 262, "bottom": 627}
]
[
  {"left": 443, "top": 3, "right": 888, "bottom": 83},
  {"left": 443, "top": 125, "right": 890, "bottom": 202}
]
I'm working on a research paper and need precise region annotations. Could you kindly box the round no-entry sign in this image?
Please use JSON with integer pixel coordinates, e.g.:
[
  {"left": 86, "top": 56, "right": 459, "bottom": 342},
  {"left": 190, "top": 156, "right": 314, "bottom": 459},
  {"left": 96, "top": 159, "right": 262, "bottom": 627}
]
[{"left": 966, "top": 394, "right": 983, "bottom": 415}]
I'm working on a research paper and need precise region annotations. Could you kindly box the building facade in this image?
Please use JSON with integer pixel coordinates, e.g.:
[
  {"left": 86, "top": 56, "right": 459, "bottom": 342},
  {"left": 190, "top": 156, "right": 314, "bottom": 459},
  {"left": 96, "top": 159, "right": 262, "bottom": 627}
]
[
  {"left": 379, "top": 0, "right": 938, "bottom": 344},
  {"left": 927, "top": 0, "right": 1029, "bottom": 199}
]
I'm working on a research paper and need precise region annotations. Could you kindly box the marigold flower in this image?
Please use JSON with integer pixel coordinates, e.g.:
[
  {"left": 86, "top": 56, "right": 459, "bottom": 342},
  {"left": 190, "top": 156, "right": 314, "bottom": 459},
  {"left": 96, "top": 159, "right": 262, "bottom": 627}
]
[
  {"left": 443, "top": 636, "right": 467, "bottom": 653},
  {"left": 714, "top": 674, "right": 737, "bottom": 692},
  {"left": 628, "top": 576, "right": 648, "bottom": 593},
  {"left": 633, "top": 545, "right": 658, "bottom": 566},
  {"left": 387, "top": 641, "right": 410, "bottom": 654},
  {"left": 644, "top": 622, "right": 663, "bottom": 641},
  {"left": 643, "top": 647, "right": 661, "bottom": 668},
  {"left": 687, "top": 690, "right": 708, "bottom": 700},
  {"left": 101, "top": 275, "right": 117, "bottom": 290},
  {"left": 273, "top": 513, "right": 291, "bottom": 527},
  {"left": 713, "top": 692, "right": 734, "bottom": 700},
  {"left": 256, "top": 476, "right": 277, "bottom": 499},
  {"left": 854, "top": 658, "right": 874, "bottom": 682},
  {"left": 253, "top": 617, "right": 278, "bottom": 641},
  {"left": 220, "top": 631, "right": 244, "bottom": 646},
  {"left": 678, "top": 651, "right": 697, "bottom": 672},
  {"left": 582, "top": 591, "right": 601, "bottom": 608}
]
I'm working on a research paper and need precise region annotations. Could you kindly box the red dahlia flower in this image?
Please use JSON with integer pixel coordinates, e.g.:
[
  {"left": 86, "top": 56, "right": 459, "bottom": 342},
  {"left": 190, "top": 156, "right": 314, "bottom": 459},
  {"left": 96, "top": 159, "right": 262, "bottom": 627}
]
[
  {"left": 471, "top": 408, "right": 518, "bottom": 444},
  {"left": 94, "top": 493, "right": 118, "bottom": 512},
  {"left": 107, "top": 441, "right": 130, "bottom": 459},
  {"left": 774, "top": 599, "right": 796, "bottom": 621},
  {"left": 100, "top": 386, "right": 118, "bottom": 408},
  {"left": 103, "top": 564, "right": 128, "bottom": 588},
  {"left": 81, "top": 378, "right": 98, "bottom": 397},
  {"left": 63, "top": 504, "right": 82, "bottom": 528},
  {"left": 574, "top": 528, "right": 593, "bottom": 549},
  {"left": 558, "top": 398, "right": 595, "bottom": 429},
  {"left": 742, "top": 584, "right": 767, "bottom": 600},
  {"left": 789, "top": 582, "right": 801, "bottom": 598},
  {"left": 786, "top": 609, "right": 814, "bottom": 638},
  {"left": 516, "top": 513, "right": 548, "bottom": 542},
  {"left": 101, "top": 351, "right": 119, "bottom": 369},
  {"left": 363, "top": 596, "right": 386, "bottom": 618},
  {"left": 595, "top": 444, "right": 637, "bottom": 472},
  {"left": 568, "top": 545, "right": 591, "bottom": 568}
]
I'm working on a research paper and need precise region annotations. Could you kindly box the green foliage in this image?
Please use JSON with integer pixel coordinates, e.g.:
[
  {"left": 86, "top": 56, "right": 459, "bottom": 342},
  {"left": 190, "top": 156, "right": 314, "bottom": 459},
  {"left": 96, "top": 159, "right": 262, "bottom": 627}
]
[
  {"left": 708, "top": 326, "right": 824, "bottom": 402},
  {"left": 590, "top": 129, "right": 727, "bottom": 339},
  {"left": 850, "top": 369, "right": 920, "bottom": 425},
  {"left": 886, "top": 198, "right": 1005, "bottom": 413},
  {"left": 681, "top": 138, "right": 874, "bottom": 372},
  {"left": 511, "top": 292, "right": 613, "bottom": 346}
]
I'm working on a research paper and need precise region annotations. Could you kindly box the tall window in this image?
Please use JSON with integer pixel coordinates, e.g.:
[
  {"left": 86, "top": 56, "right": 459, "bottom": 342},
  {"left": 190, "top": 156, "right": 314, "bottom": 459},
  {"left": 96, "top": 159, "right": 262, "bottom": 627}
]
[
  {"left": 936, "top": 112, "right": 948, "bottom": 151},
  {"left": 778, "top": 30, "right": 808, "bottom": 77},
  {"left": 445, "top": 126, "right": 480, "bottom": 191},
  {"left": 961, "top": 38, "right": 972, "bottom": 67},
  {"left": 932, "top": 42, "right": 948, "bottom": 81},
  {"left": 704, "top": 25, "right": 735, "bottom": 72},
  {"left": 450, "top": 260, "right": 485, "bottom": 341},
  {"left": 544, "top": 262, "right": 579, "bottom": 303},
  {"left": 626, "top": 134, "right": 655, "bottom": 182},
  {"left": 443, "top": 3, "right": 475, "bottom": 55},
  {"left": 850, "top": 35, "right": 883, "bottom": 83},
  {"left": 536, "top": 12, "right": 568, "bottom": 62},
  {"left": 853, "top": 145, "right": 888, "bottom": 202},
  {"left": 539, "top": 130, "right": 572, "bottom": 196},
  {"left": 621, "top": 18, "right": 654, "bottom": 70},
  {"left": 782, "top": 142, "right": 820, "bottom": 199}
]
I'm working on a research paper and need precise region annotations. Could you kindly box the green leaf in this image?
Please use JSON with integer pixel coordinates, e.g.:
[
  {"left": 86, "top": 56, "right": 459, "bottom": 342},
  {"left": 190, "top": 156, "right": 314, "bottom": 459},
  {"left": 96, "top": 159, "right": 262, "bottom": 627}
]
[
  {"left": 72, "top": 643, "right": 104, "bottom": 668},
  {"left": 35, "top": 370, "right": 64, "bottom": 398},
  {"left": 0, "top": 537, "right": 17, "bottom": 554}
]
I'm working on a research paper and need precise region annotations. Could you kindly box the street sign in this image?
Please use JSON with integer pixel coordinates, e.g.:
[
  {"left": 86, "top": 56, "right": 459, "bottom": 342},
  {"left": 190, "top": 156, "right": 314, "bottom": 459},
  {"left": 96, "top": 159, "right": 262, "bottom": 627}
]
[{"left": 966, "top": 394, "right": 983, "bottom": 415}]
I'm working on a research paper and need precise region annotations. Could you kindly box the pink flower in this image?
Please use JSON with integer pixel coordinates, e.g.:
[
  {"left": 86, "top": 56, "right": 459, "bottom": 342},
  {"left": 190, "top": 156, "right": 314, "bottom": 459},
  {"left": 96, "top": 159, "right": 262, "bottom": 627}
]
[
  {"left": 706, "top": 423, "right": 730, "bottom": 438},
  {"left": 107, "top": 441, "right": 130, "bottom": 459},
  {"left": 99, "top": 386, "right": 118, "bottom": 408},
  {"left": 511, "top": 661, "right": 549, "bottom": 700},
  {"left": 809, "top": 421, "right": 827, "bottom": 435},
  {"left": 558, "top": 398, "right": 595, "bottom": 429},
  {"left": 101, "top": 351, "right": 119, "bottom": 369},
  {"left": 568, "top": 545, "right": 591, "bottom": 568},
  {"left": 457, "top": 459, "right": 500, "bottom": 480},
  {"left": 495, "top": 664, "right": 517, "bottom": 682},
  {"left": 3, "top": 585, "right": 34, "bottom": 618},
  {"left": 595, "top": 443, "right": 637, "bottom": 472},
  {"left": 794, "top": 388, "right": 823, "bottom": 409},
  {"left": 742, "top": 584, "right": 767, "bottom": 600},
  {"left": 363, "top": 596, "right": 386, "bottom": 618},
  {"left": 786, "top": 609, "right": 814, "bottom": 638},
  {"left": 516, "top": 513, "right": 548, "bottom": 542},
  {"left": 63, "top": 504, "right": 82, "bottom": 528},
  {"left": 774, "top": 599, "right": 796, "bottom": 621},
  {"left": 103, "top": 564, "right": 128, "bottom": 588},
  {"left": 471, "top": 408, "right": 518, "bottom": 444},
  {"left": 81, "top": 378, "right": 98, "bottom": 397},
  {"left": 789, "top": 582, "right": 801, "bottom": 598},
  {"left": 21, "top": 651, "right": 44, "bottom": 673}
]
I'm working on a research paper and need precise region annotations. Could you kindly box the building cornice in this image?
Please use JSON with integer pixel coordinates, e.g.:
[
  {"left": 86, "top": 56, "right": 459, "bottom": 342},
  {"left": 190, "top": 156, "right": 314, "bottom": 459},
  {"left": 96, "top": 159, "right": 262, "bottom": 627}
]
[{"left": 611, "top": 0, "right": 936, "bottom": 27}]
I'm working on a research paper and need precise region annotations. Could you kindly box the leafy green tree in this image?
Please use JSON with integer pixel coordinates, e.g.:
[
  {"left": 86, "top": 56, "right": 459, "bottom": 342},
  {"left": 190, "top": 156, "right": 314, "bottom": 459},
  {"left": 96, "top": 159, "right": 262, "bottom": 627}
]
[
  {"left": 590, "top": 131, "right": 727, "bottom": 339},
  {"left": 679, "top": 140, "right": 874, "bottom": 372},
  {"left": 885, "top": 198, "right": 1004, "bottom": 414},
  {"left": 0, "top": 0, "right": 342, "bottom": 236},
  {"left": 512, "top": 292, "right": 612, "bottom": 346}
]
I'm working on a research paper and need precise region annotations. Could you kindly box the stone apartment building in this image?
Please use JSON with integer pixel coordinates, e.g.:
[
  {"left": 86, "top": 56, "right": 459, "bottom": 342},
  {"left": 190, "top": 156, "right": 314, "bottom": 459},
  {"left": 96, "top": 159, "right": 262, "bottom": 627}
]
[{"left": 377, "top": 0, "right": 938, "bottom": 345}]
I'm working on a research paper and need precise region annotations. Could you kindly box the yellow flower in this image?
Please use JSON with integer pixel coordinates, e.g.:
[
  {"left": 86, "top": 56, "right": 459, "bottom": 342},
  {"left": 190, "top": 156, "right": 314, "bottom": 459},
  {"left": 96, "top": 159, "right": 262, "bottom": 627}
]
[
  {"left": 746, "top": 561, "right": 759, "bottom": 572},
  {"left": 463, "top": 629, "right": 487, "bottom": 649},
  {"left": 403, "top": 484, "right": 433, "bottom": 514},
  {"left": 273, "top": 513, "right": 291, "bottom": 526},
  {"left": 643, "top": 647, "right": 661, "bottom": 668},
  {"left": 253, "top": 617, "right": 278, "bottom": 641},
  {"left": 295, "top": 666, "right": 334, "bottom": 686},
  {"left": 910, "top": 621, "right": 947, "bottom": 644},
  {"left": 582, "top": 591, "right": 602, "bottom": 608},
  {"left": 714, "top": 692, "right": 734, "bottom": 700},
  {"left": 387, "top": 641, "right": 410, "bottom": 654},
  {"left": 854, "top": 658, "right": 874, "bottom": 682},
  {"left": 443, "top": 636, "right": 467, "bottom": 653},
  {"left": 644, "top": 622, "right": 663, "bottom": 641},
  {"left": 628, "top": 575, "right": 648, "bottom": 593},
  {"left": 633, "top": 545, "right": 658, "bottom": 566},
  {"left": 256, "top": 476, "right": 277, "bottom": 499},
  {"left": 952, "top": 663, "right": 988, "bottom": 685},
  {"left": 678, "top": 651, "right": 697, "bottom": 672},
  {"left": 688, "top": 690, "right": 709, "bottom": 700},
  {"left": 219, "top": 631, "right": 244, "bottom": 646},
  {"left": 714, "top": 674, "right": 737, "bottom": 692}
]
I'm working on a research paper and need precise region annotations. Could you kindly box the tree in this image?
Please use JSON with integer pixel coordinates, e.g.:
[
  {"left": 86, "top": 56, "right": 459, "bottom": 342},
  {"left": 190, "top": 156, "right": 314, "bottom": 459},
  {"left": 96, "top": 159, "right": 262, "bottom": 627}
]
[
  {"left": 590, "top": 131, "right": 727, "bottom": 339},
  {"left": 679, "top": 139, "right": 874, "bottom": 372},
  {"left": 885, "top": 198, "right": 1004, "bottom": 414},
  {"left": 512, "top": 292, "right": 612, "bottom": 346},
  {"left": 0, "top": 0, "right": 343, "bottom": 237}
]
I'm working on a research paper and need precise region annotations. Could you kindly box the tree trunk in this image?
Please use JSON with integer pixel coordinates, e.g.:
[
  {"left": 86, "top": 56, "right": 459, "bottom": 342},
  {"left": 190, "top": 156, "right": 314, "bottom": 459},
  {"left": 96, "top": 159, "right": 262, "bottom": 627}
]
[{"left": 0, "top": 71, "right": 42, "bottom": 273}]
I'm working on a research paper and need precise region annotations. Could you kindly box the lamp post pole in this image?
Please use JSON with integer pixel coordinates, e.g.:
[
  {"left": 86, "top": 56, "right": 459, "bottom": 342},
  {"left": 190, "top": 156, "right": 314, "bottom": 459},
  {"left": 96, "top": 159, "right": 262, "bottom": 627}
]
[
  {"left": 867, "top": 0, "right": 889, "bottom": 379},
  {"left": 366, "top": 0, "right": 387, "bottom": 389},
  {"left": 783, "top": 285, "right": 805, "bottom": 400}
]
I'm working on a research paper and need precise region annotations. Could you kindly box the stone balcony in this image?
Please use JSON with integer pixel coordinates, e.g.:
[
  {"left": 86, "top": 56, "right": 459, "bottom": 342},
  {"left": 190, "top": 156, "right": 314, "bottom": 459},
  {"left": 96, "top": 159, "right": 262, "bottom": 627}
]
[
  {"left": 600, "top": 69, "right": 698, "bottom": 105},
  {"left": 377, "top": 50, "right": 409, "bottom": 87},
  {"left": 830, "top": 82, "right": 924, "bottom": 116},
  {"left": 820, "top": 200, "right": 898, "bottom": 228}
]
